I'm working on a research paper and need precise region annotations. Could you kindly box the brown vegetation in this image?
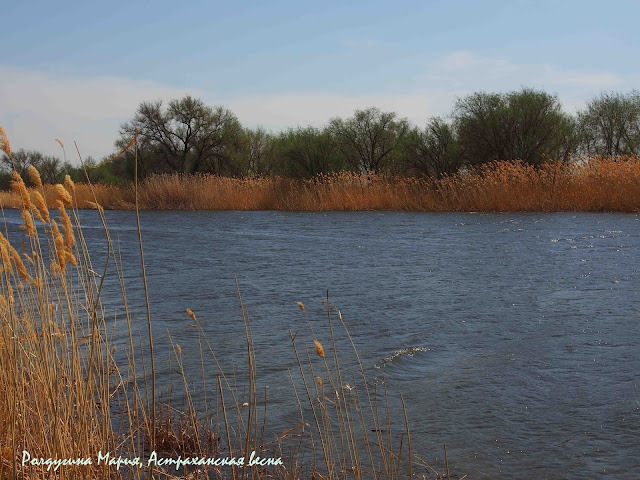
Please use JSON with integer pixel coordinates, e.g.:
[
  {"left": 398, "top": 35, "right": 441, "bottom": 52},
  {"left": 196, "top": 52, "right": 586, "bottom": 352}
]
[
  {"left": 1, "top": 156, "right": 639, "bottom": 212},
  {"left": 1, "top": 167, "right": 453, "bottom": 479}
]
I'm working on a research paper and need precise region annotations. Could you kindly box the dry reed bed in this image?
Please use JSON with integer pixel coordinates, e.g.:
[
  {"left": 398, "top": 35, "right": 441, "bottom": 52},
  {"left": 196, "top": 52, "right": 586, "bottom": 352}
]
[
  {"left": 2, "top": 156, "right": 639, "bottom": 212},
  {"left": 0, "top": 165, "right": 439, "bottom": 479}
]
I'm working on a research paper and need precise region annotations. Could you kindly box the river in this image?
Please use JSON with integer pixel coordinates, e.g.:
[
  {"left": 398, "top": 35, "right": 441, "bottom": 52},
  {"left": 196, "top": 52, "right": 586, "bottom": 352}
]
[{"left": 4, "top": 210, "right": 639, "bottom": 479}]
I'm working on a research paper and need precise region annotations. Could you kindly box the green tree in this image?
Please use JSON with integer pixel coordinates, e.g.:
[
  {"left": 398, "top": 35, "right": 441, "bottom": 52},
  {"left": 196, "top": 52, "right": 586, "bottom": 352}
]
[
  {"left": 0, "top": 149, "right": 65, "bottom": 185},
  {"left": 578, "top": 90, "right": 640, "bottom": 156},
  {"left": 453, "top": 88, "right": 576, "bottom": 166},
  {"left": 271, "top": 127, "right": 342, "bottom": 177},
  {"left": 37, "top": 155, "right": 65, "bottom": 184},
  {"left": 329, "top": 107, "right": 410, "bottom": 173},
  {"left": 119, "top": 95, "right": 243, "bottom": 175},
  {"left": 402, "top": 118, "right": 465, "bottom": 179}
]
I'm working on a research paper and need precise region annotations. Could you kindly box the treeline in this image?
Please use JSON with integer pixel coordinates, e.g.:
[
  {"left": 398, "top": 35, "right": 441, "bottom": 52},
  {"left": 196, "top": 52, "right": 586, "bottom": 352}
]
[{"left": 3, "top": 87, "right": 640, "bottom": 187}]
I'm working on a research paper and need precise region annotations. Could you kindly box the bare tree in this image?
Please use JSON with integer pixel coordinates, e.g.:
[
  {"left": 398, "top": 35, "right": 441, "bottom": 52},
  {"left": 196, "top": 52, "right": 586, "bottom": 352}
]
[
  {"left": 329, "top": 107, "right": 410, "bottom": 173},
  {"left": 241, "top": 127, "right": 275, "bottom": 175},
  {"left": 119, "top": 95, "right": 243, "bottom": 175},
  {"left": 1, "top": 149, "right": 63, "bottom": 184},
  {"left": 578, "top": 90, "right": 640, "bottom": 157}
]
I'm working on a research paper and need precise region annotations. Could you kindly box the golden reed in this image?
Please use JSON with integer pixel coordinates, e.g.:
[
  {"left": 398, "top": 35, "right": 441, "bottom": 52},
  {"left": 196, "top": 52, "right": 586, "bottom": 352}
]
[
  {"left": 1, "top": 156, "right": 639, "bottom": 212},
  {"left": 0, "top": 126, "right": 11, "bottom": 157},
  {"left": 0, "top": 131, "right": 429, "bottom": 479}
]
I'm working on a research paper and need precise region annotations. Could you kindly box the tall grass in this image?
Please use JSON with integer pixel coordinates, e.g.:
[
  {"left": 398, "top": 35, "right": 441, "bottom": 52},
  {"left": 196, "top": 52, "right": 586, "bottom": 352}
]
[
  {"left": 2, "top": 156, "right": 640, "bottom": 212},
  {"left": 0, "top": 166, "right": 444, "bottom": 475}
]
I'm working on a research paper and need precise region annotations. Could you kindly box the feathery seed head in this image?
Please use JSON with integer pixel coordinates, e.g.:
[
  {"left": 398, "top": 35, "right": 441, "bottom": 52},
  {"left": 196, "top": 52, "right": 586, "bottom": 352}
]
[
  {"left": 64, "top": 174, "right": 75, "bottom": 194},
  {"left": 0, "top": 242, "right": 11, "bottom": 273},
  {"left": 88, "top": 201, "right": 104, "bottom": 213},
  {"left": 297, "top": 301, "right": 305, "bottom": 312},
  {"left": 20, "top": 210, "right": 36, "bottom": 238},
  {"left": 11, "top": 171, "right": 32, "bottom": 211},
  {"left": 31, "top": 206, "right": 44, "bottom": 223},
  {"left": 33, "top": 191, "right": 50, "bottom": 222},
  {"left": 186, "top": 308, "right": 197, "bottom": 322},
  {"left": 51, "top": 220, "right": 66, "bottom": 274},
  {"left": 0, "top": 126, "right": 11, "bottom": 157},
  {"left": 54, "top": 184, "right": 72, "bottom": 206},
  {"left": 6, "top": 284, "right": 14, "bottom": 305},
  {"left": 57, "top": 201, "right": 75, "bottom": 248},
  {"left": 22, "top": 252, "right": 33, "bottom": 265},
  {"left": 10, "top": 247, "right": 30, "bottom": 283},
  {"left": 49, "top": 260, "right": 60, "bottom": 277},
  {"left": 27, "top": 165, "right": 42, "bottom": 187},
  {"left": 65, "top": 247, "right": 77, "bottom": 267},
  {"left": 314, "top": 339, "right": 325, "bottom": 358}
]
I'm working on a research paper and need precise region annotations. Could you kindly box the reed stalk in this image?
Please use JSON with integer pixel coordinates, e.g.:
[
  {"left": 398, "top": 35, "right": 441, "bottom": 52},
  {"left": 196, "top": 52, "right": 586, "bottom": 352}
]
[{"left": 0, "top": 126, "right": 452, "bottom": 480}]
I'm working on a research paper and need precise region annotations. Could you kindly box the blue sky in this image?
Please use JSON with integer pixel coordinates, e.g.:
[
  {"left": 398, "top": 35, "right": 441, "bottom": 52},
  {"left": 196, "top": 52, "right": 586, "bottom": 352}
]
[{"left": 2, "top": 0, "right": 639, "bottom": 161}]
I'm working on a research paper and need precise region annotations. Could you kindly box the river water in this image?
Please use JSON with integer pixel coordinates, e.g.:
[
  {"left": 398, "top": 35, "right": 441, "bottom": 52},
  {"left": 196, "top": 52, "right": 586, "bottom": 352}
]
[{"left": 5, "top": 210, "right": 639, "bottom": 479}]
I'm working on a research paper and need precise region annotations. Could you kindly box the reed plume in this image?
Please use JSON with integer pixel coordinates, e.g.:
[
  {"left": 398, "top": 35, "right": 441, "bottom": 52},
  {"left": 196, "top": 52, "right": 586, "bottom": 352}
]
[
  {"left": 32, "top": 191, "right": 50, "bottom": 222},
  {"left": 9, "top": 245, "right": 30, "bottom": 283},
  {"left": 64, "top": 174, "right": 75, "bottom": 195},
  {"left": 0, "top": 125, "right": 11, "bottom": 157},
  {"left": 54, "top": 183, "right": 72, "bottom": 206},
  {"left": 10, "top": 171, "right": 32, "bottom": 211},
  {"left": 0, "top": 235, "right": 11, "bottom": 271},
  {"left": 20, "top": 210, "right": 36, "bottom": 238},
  {"left": 57, "top": 201, "right": 74, "bottom": 248},
  {"left": 27, "top": 165, "right": 42, "bottom": 187},
  {"left": 314, "top": 339, "right": 325, "bottom": 358},
  {"left": 65, "top": 247, "right": 77, "bottom": 266},
  {"left": 50, "top": 219, "right": 66, "bottom": 273}
]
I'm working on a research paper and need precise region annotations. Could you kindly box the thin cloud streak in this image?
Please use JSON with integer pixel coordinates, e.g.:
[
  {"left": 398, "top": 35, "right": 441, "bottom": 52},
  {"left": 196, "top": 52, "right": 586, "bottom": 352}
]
[{"left": 0, "top": 53, "right": 631, "bottom": 161}]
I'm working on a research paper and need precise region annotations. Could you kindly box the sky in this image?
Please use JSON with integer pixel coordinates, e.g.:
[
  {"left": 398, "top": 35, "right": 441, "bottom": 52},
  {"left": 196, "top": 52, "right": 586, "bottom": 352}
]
[{"left": 1, "top": 0, "right": 639, "bottom": 162}]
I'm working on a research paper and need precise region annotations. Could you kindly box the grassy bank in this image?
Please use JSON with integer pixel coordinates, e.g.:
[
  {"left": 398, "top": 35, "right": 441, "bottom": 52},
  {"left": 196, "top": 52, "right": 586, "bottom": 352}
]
[
  {"left": 2, "top": 156, "right": 639, "bottom": 212},
  {"left": 0, "top": 167, "right": 455, "bottom": 479}
]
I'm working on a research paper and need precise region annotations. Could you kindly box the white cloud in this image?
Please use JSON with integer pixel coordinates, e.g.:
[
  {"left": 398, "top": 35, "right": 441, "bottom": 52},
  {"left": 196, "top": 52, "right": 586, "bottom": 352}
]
[
  {"left": 429, "top": 50, "right": 622, "bottom": 91},
  {"left": 0, "top": 54, "right": 631, "bottom": 162},
  {"left": 439, "top": 51, "right": 480, "bottom": 70},
  {"left": 0, "top": 65, "right": 201, "bottom": 161},
  {"left": 227, "top": 51, "right": 627, "bottom": 129},
  {"left": 225, "top": 93, "right": 448, "bottom": 132},
  {"left": 549, "top": 72, "right": 620, "bottom": 89}
]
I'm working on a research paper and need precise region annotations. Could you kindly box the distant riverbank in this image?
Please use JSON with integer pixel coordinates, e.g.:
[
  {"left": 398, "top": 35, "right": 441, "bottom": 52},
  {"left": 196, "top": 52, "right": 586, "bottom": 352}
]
[{"left": 2, "top": 158, "right": 639, "bottom": 212}]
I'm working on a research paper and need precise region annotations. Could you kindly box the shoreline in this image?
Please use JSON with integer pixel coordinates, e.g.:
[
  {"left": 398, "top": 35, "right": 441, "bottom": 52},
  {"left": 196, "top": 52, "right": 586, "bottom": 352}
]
[
  {"left": 1, "top": 158, "right": 640, "bottom": 213},
  {"left": 2, "top": 205, "right": 639, "bottom": 213}
]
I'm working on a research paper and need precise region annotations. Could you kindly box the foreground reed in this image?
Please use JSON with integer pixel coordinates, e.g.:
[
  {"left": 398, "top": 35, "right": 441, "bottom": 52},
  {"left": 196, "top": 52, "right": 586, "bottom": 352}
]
[
  {"left": 0, "top": 163, "right": 451, "bottom": 478},
  {"left": 3, "top": 155, "right": 640, "bottom": 212}
]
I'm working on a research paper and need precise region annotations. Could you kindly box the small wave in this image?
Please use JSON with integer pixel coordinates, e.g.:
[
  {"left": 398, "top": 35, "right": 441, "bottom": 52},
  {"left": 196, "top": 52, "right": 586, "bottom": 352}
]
[{"left": 374, "top": 346, "right": 430, "bottom": 369}]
